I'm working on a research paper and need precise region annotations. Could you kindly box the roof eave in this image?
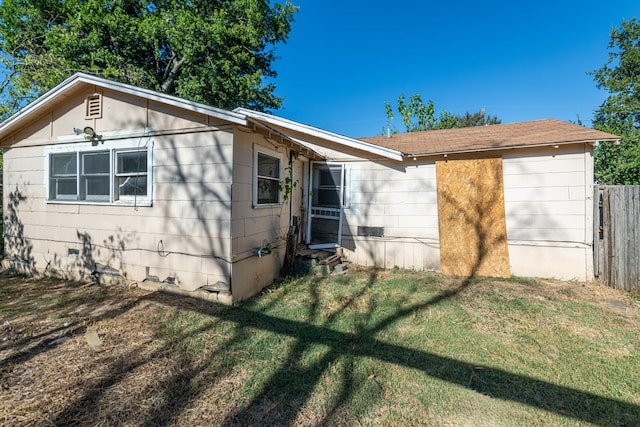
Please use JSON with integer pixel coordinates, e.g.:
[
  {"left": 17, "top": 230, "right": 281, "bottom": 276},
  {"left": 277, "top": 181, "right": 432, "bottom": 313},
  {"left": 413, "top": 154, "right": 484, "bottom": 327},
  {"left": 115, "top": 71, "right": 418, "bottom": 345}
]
[
  {"left": 404, "top": 138, "right": 621, "bottom": 158},
  {"left": 0, "top": 73, "right": 248, "bottom": 139},
  {"left": 245, "top": 117, "right": 326, "bottom": 160},
  {"left": 73, "top": 74, "right": 248, "bottom": 125},
  {"left": 235, "top": 108, "right": 404, "bottom": 161}
]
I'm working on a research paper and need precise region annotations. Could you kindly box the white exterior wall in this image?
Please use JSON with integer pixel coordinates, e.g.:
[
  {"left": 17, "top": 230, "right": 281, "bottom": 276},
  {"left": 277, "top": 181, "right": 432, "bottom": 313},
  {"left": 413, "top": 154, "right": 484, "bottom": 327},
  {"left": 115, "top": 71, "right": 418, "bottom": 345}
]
[
  {"left": 230, "top": 129, "right": 304, "bottom": 300},
  {"left": 326, "top": 145, "right": 594, "bottom": 281},
  {"left": 339, "top": 159, "right": 441, "bottom": 271},
  {"left": 1, "top": 79, "right": 596, "bottom": 296},
  {"left": 503, "top": 145, "right": 594, "bottom": 281},
  {"left": 2, "top": 89, "right": 235, "bottom": 291}
]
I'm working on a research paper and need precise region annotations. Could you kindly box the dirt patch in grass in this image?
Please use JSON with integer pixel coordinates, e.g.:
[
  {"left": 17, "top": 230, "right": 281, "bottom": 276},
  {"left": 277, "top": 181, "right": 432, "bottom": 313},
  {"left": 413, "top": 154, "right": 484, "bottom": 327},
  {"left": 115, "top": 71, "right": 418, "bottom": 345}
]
[{"left": 1, "top": 269, "right": 639, "bottom": 426}]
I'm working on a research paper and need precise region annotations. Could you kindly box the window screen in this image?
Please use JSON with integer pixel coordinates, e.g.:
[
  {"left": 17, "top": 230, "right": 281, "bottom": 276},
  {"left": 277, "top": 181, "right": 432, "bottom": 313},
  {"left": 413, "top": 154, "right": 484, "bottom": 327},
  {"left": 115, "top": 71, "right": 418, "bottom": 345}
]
[
  {"left": 312, "top": 165, "right": 347, "bottom": 208},
  {"left": 47, "top": 146, "right": 150, "bottom": 204},
  {"left": 80, "top": 151, "right": 110, "bottom": 201},
  {"left": 50, "top": 153, "right": 78, "bottom": 200},
  {"left": 256, "top": 152, "right": 280, "bottom": 205},
  {"left": 116, "top": 151, "right": 148, "bottom": 198}
]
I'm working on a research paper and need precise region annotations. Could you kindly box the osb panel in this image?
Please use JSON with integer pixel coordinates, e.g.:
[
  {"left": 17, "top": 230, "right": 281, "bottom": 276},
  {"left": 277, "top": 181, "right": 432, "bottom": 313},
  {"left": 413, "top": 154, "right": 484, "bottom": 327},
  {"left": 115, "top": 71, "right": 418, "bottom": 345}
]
[{"left": 436, "top": 157, "right": 510, "bottom": 277}]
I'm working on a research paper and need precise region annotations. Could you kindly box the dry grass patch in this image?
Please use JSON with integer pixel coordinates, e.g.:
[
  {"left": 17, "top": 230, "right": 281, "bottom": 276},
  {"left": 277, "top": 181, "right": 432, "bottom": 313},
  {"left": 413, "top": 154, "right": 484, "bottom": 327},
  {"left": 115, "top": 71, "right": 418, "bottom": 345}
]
[{"left": 1, "top": 268, "right": 639, "bottom": 426}]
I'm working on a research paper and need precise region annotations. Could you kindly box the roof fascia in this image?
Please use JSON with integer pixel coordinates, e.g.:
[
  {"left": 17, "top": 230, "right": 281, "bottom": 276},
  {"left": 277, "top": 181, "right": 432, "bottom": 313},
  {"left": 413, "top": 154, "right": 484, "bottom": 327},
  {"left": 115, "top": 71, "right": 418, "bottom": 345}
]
[
  {"left": 0, "top": 73, "right": 247, "bottom": 137},
  {"left": 406, "top": 138, "right": 621, "bottom": 158},
  {"left": 236, "top": 108, "right": 403, "bottom": 161},
  {"left": 73, "top": 74, "right": 247, "bottom": 125},
  {"left": 245, "top": 117, "right": 326, "bottom": 160}
]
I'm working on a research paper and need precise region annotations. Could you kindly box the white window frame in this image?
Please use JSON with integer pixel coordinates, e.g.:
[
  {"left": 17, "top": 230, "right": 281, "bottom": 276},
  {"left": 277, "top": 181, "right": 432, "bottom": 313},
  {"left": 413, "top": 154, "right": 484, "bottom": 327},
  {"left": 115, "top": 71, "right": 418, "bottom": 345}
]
[
  {"left": 312, "top": 163, "right": 351, "bottom": 210},
  {"left": 306, "top": 161, "right": 350, "bottom": 249},
  {"left": 253, "top": 144, "right": 283, "bottom": 207},
  {"left": 79, "top": 150, "right": 111, "bottom": 202},
  {"left": 49, "top": 152, "right": 78, "bottom": 201},
  {"left": 44, "top": 138, "right": 153, "bottom": 206},
  {"left": 114, "top": 149, "right": 150, "bottom": 203}
]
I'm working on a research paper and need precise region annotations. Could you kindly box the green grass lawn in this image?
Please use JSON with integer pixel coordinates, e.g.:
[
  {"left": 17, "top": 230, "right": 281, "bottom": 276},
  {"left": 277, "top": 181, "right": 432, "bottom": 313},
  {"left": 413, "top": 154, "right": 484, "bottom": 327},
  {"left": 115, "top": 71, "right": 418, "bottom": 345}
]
[{"left": 1, "top": 268, "right": 639, "bottom": 426}]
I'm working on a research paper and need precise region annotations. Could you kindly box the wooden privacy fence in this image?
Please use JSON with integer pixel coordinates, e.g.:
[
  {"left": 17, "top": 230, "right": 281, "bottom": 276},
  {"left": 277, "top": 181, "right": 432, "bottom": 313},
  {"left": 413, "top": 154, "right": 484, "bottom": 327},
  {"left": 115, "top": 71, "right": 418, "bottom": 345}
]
[{"left": 593, "top": 185, "right": 640, "bottom": 291}]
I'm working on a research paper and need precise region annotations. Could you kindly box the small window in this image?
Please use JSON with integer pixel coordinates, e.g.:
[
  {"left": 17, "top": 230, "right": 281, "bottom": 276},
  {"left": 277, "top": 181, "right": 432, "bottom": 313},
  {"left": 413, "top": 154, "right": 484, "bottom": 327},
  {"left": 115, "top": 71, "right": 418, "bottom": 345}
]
[
  {"left": 50, "top": 153, "right": 78, "bottom": 200},
  {"left": 253, "top": 147, "right": 282, "bottom": 206},
  {"left": 85, "top": 93, "right": 102, "bottom": 119},
  {"left": 80, "top": 151, "right": 110, "bottom": 201},
  {"left": 116, "top": 151, "right": 148, "bottom": 198}
]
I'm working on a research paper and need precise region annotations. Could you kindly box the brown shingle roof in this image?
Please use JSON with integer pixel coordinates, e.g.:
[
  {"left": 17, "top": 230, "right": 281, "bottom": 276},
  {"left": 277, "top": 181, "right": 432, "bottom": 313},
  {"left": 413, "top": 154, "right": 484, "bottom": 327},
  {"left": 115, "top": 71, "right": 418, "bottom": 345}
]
[{"left": 359, "top": 118, "right": 619, "bottom": 156}]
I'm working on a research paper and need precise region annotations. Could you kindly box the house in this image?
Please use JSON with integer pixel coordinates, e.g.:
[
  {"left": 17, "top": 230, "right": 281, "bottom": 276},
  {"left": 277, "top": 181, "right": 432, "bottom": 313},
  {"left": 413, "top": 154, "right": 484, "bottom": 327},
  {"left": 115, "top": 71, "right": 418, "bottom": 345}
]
[{"left": 0, "top": 73, "right": 619, "bottom": 302}]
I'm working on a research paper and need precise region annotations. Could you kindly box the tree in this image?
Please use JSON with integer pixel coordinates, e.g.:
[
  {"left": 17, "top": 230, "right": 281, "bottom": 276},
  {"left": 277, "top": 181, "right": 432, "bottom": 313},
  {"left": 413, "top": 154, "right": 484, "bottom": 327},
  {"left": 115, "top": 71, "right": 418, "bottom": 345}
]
[
  {"left": 456, "top": 109, "right": 501, "bottom": 127},
  {"left": 590, "top": 18, "right": 640, "bottom": 184},
  {"left": 382, "top": 93, "right": 501, "bottom": 134},
  {"left": 0, "top": 0, "right": 297, "bottom": 118}
]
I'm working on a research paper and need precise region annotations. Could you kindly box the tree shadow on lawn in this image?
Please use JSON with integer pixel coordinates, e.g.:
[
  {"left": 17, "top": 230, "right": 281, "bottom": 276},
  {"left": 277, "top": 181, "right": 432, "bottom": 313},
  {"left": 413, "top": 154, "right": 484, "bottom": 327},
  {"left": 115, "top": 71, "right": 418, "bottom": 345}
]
[
  {"left": 0, "top": 278, "right": 137, "bottom": 370},
  {"left": 218, "top": 274, "right": 639, "bottom": 426},
  {"left": 3, "top": 178, "right": 637, "bottom": 425},
  {"left": 26, "top": 275, "right": 636, "bottom": 427}
]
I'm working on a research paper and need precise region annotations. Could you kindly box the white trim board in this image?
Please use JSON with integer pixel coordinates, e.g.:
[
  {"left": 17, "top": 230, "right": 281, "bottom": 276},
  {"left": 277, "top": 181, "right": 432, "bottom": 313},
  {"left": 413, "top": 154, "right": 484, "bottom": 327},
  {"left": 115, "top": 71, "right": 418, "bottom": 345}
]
[
  {"left": 236, "top": 108, "right": 404, "bottom": 162},
  {"left": 0, "top": 73, "right": 247, "bottom": 141}
]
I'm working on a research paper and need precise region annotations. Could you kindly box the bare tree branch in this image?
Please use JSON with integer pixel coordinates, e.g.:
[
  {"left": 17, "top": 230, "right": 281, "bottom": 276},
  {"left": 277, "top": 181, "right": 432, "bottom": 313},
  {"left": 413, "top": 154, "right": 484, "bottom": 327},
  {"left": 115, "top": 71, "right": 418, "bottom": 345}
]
[{"left": 160, "top": 55, "right": 185, "bottom": 93}]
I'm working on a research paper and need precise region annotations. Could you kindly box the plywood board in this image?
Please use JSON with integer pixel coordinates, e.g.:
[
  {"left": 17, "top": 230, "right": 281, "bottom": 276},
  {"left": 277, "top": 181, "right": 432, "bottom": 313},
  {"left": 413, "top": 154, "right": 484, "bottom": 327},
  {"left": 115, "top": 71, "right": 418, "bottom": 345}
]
[{"left": 436, "top": 157, "right": 510, "bottom": 277}]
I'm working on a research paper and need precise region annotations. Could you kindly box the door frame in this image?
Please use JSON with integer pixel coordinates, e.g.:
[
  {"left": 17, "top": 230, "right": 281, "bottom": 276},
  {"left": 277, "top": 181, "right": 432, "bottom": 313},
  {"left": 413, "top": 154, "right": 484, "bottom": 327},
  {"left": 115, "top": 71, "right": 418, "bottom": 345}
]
[{"left": 305, "top": 161, "right": 347, "bottom": 249}]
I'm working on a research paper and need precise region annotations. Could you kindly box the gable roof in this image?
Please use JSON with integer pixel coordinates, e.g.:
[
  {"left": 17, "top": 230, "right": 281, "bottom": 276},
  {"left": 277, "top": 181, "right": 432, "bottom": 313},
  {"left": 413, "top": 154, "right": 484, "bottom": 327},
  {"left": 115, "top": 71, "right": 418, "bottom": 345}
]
[
  {"left": 0, "top": 73, "right": 248, "bottom": 138},
  {"left": 0, "top": 73, "right": 403, "bottom": 161},
  {"left": 359, "top": 118, "right": 620, "bottom": 157},
  {"left": 0, "top": 74, "right": 620, "bottom": 162}
]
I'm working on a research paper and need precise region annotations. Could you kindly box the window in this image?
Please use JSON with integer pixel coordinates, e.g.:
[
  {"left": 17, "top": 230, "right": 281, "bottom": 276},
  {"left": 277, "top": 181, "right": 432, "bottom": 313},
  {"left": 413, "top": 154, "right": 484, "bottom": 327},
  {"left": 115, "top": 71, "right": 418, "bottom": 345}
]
[
  {"left": 312, "top": 164, "right": 349, "bottom": 209},
  {"left": 116, "top": 151, "right": 148, "bottom": 199},
  {"left": 253, "top": 146, "right": 282, "bottom": 206},
  {"left": 50, "top": 153, "right": 77, "bottom": 200},
  {"left": 46, "top": 140, "right": 152, "bottom": 205},
  {"left": 81, "top": 151, "right": 110, "bottom": 201}
]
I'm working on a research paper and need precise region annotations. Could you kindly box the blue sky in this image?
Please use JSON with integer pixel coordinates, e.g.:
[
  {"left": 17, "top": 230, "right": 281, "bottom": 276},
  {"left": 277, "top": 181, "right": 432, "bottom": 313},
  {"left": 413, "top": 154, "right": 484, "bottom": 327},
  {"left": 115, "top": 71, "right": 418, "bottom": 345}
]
[{"left": 272, "top": 1, "right": 639, "bottom": 137}]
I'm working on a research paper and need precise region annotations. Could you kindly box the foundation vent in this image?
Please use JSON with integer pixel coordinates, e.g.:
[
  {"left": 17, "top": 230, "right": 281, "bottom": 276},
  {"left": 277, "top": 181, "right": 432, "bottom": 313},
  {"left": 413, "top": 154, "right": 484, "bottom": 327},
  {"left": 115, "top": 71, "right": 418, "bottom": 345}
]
[
  {"left": 85, "top": 93, "right": 103, "bottom": 119},
  {"left": 357, "top": 226, "right": 384, "bottom": 237}
]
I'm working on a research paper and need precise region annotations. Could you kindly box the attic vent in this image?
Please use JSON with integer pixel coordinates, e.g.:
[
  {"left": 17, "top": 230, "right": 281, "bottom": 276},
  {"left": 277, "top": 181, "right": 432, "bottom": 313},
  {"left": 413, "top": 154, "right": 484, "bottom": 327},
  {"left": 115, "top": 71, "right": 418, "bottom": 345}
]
[{"left": 85, "top": 93, "right": 102, "bottom": 119}]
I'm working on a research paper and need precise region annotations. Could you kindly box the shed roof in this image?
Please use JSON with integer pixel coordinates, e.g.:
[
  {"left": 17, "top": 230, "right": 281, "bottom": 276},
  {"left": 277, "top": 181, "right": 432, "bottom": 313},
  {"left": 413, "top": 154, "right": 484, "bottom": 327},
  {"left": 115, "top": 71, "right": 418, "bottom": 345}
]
[{"left": 359, "top": 119, "right": 620, "bottom": 157}]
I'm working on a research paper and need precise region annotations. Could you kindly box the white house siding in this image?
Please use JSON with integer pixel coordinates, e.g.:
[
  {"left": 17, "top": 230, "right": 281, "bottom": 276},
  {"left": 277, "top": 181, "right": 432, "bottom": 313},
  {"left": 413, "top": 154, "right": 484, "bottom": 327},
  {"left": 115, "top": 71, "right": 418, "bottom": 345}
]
[
  {"left": 229, "top": 128, "right": 304, "bottom": 300},
  {"left": 328, "top": 144, "right": 594, "bottom": 281},
  {"left": 502, "top": 144, "right": 594, "bottom": 280},
  {"left": 339, "top": 159, "right": 441, "bottom": 271},
  {"left": 2, "top": 89, "right": 235, "bottom": 291}
]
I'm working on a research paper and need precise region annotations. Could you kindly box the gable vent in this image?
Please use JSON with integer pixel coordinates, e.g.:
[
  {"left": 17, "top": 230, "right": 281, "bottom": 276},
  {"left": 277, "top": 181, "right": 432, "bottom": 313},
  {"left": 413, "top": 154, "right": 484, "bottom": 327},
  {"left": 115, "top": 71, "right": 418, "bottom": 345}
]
[{"left": 85, "top": 93, "right": 102, "bottom": 119}]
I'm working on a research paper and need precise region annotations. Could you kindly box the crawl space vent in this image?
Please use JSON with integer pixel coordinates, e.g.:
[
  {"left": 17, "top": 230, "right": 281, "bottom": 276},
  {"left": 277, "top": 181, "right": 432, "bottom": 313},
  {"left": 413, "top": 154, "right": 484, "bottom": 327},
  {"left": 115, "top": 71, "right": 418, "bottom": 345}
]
[{"left": 357, "top": 226, "right": 384, "bottom": 237}]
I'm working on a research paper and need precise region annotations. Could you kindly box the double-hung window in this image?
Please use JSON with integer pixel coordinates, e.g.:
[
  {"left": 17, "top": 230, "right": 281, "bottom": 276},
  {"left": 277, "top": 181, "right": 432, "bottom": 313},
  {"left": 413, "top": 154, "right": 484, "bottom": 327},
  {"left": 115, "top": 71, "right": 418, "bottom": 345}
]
[
  {"left": 46, "top": 139, "right": 152, "bottom": 205},
  {"left": 50, "top": 153, "right": 78, "bottom": 200},
  {"left": 115, "top": 151, "right": 148, "bottom": 200},
  {"left": 253, "top": 146, "right": 282, "bottom": 206},
  {"left": 80, "top": 151, "right": 110, "bottom": 201}
]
